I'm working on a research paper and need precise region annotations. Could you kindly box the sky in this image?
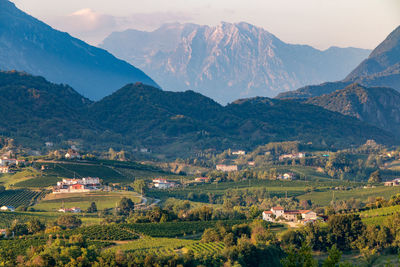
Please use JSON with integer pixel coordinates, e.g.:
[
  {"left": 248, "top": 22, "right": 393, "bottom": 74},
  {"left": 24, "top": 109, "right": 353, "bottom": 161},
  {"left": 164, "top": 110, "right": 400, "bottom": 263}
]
[{"left": 11, "top": 0, "right": 400, "bottom": 50}]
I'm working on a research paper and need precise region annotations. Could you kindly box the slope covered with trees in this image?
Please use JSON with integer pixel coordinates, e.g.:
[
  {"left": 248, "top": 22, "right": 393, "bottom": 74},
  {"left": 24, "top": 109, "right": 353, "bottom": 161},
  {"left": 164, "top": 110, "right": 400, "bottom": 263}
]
[
  {"left": 306, "top": 83, "right": 400, "bottom": 134},
  {"left": 0, "top": 71, "right": 396, "bottom": 154}
]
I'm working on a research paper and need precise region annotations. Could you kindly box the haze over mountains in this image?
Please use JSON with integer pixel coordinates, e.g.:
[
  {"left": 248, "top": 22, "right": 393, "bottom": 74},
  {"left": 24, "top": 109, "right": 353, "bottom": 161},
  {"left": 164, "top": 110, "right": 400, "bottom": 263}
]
[
  {"left": 0, "top": 0, "right": 158, "bottom": 100},
  {"left": 101, "top": 22, "right": 370, "bottom": 104},
  {"left": 277, "top": 26, "right": 400, "bottom": 100}
]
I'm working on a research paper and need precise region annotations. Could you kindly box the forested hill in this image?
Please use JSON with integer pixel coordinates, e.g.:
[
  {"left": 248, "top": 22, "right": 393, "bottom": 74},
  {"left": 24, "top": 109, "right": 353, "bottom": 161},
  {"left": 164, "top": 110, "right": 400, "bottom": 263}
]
[
  {"left": 0, "top": 0, "right": 158, "bottom": 100},
  {"left": 0, "top": 71, "right": 98, "bottom": 145},
  {"left": 88, "top": 83, "right": 398, "bottom": 151},
  {"left": 306, "top": 83, "right": 400, "bottom": 134},
  {"left": 0, "top": 71, "right": 396, "bottom": 154}
]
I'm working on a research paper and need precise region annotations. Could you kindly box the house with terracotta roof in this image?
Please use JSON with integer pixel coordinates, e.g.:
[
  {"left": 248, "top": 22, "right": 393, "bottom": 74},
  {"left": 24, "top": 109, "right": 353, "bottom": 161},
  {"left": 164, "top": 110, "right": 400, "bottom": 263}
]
[{"left": 263, "top": 207, "right": 317, "bottom": 223}]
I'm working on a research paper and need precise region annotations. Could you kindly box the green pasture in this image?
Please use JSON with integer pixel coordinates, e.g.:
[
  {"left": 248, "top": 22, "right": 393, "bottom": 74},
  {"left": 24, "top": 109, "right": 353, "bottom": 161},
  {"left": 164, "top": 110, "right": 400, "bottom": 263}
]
[
  {"left": 298, "top": 186, "right": 400, "bottom": 206},
  {"left": 33, "top": 191, "right": 141, "bottom": 212}
]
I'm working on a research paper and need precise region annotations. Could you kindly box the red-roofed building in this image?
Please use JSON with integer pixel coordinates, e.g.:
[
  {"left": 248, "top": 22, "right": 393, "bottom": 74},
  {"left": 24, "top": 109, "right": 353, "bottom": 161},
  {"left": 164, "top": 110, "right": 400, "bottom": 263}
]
[{"left": 263, "top": 207, "right": 317, "bottom": 223}]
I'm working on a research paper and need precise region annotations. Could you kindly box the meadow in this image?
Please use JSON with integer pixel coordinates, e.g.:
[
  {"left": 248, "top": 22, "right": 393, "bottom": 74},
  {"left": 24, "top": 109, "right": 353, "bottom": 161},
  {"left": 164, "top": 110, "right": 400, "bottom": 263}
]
[
  {"left": 297, "top": 186, "right": 400, "bottom": 206},
  {"left": 147, "top": 177, "right": 359, "bottom": 201},
  {"left": 33, "top": 191, "right": 141, "bottom": 212},
  {"left": 0, "top": 211, "right": 102, "bottom": 228}
]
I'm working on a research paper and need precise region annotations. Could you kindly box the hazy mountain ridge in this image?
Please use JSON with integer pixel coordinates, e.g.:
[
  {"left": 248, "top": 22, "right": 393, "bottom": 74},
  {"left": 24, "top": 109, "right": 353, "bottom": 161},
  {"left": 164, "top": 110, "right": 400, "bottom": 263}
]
[
  {"left": 0, "top": 0, "right": 158, "bottom": 100},
  {"left": 101, "top": 22, "right": 370, "bottom": 104},
  {"left": 306, "top": 83, "right": 400, "bottom": 134},
  {"left": 277, "top": 25, "right": 400, "bottom": 99}
]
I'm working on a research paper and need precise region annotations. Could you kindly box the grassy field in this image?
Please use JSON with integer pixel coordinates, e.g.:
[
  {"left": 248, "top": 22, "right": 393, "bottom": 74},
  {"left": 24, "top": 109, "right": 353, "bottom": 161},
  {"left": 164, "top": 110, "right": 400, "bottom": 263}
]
[
  {"left": 297, "top": 186, "right": 400, "bottom": 206},
  {"left": 0, "top": 167, "right": 41, "bottom": 188},
  {"left": 314, "top": 251, "right": 399, "bottom": 266},
  {"left": 33, "top": 191, "right": 141, "bottom": 212},
  {"left": 0, "top": 210, "right": 101, "bottom": 228},
  {"left": 147, "top": 178, "right": 356, "bottom": 201}
]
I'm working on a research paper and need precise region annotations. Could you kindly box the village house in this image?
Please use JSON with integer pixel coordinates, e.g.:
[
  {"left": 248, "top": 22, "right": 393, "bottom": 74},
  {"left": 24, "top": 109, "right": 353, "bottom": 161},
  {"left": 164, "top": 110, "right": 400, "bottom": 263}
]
[
  {"left": 277, "top": 172, "right": 296, "bottom": 180},
  {"left": 0, "top": 229, "right": 7, "bottom": 236},
  {"left": 0, "top": 205, "right": 15, "bottom": 212},
  {"left": 248, "top": 161, "right": 255, "bottom": 166},
  {"left": 65, "top": 149, "right": 81, "bottom": 159},
  {"left": 53, "top": 177, "right": 101, "bottom": 193},
  {"left": 0, "top": 158, "right": 22, "bottom": 166},
  {"left": 279, "top": 153, "right": 305, "bottom": 161},
  {"left": 58, "top": 207, "right": 82, "bottom": 213},
  {"left": 232, "top": 150, "right": 246, "bottom": 155},
  {"left": 384, "top": 178, "right": 400, "bottom": 187},
  {"left": 152, "top": 179, "right": 176, "bottom": 189},
  {"left": 262, "top": 206, "right": 317, "bottom": 223},
  {"left": 0, "top": 166, "right": 9, "bottom": 173},
  {"left": 195, "top": 177, "right": 210, "bottom": 183},
  {"left": 216, "top": 164, "right": 238, "bottom": 172},
  {"left": 45, "top": 142, "right": 54, "bottom": 147}
]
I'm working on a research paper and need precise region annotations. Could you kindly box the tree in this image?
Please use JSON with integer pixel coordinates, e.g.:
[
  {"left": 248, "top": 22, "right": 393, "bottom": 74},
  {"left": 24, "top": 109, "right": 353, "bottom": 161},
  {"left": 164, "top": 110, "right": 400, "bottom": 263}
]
[
  {"left": 322, "top": 245, "right": 342, "bottom": 267},
  {"left": 327, "top": 214, "right": 365, "bottom": 251},
  {"left": 9, "top": 222, "right": 28, "bottom": 236},
  {"left": 87, "top": 202, "right": 97, "bottom": 213},
  {"left": 281, "top": 243, "right": 318, "bottom": 267},
  {"left": 368, "top": 170, "right": 381, "bottom": 183},
  {"left": 57, "top": 215, "right": 82, "bottom": 229},
  {"left": 201, "top": 228, "right": 221, "bottom": 242},
  {"left": 133, "top": 179, "right": 146, "bottom": 194},
  {"left": 118, "top": 197, "right": 135, "bottom": 215},
  {"left": 27, "top": 218, "right": 45, "bottom": 234}
]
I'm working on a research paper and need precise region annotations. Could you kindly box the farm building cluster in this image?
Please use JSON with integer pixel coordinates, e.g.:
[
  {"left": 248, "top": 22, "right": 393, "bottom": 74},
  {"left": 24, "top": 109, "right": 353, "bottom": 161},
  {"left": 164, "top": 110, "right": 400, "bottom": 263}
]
[
  {"left": 58, "top": 207, "right": 82, "bottom": 213},
  {"left": 262, "top": 206, "right": 318, "bottom": 224},
  {"left": 53, "top": 177, "right": 101, "bottom": 193},
  {"left": 0, "top": 156, "right": 24, "bottom": 173},
  {"left": 384, "top": 178, "right": 400, "bottom": 187},
  {"left": 152, "top": 178, "right": 178, "bottom": 189},
  {"left": 216, "top": 164, "right": 238, "bottom": 172}
]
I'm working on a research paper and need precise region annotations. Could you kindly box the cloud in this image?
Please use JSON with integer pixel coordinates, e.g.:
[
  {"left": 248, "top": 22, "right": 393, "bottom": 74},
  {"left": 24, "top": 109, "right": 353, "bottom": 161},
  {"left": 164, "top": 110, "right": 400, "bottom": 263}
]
[{"left": 48, "top": 9, "right": 192, "bottom": 45}]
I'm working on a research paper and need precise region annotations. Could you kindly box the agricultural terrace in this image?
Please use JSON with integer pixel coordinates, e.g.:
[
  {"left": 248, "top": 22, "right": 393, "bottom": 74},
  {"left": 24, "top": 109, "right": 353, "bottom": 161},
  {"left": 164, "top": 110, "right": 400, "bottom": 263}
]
[
  {"left": 107, "top": 237, "right": 196, "bottom": 256},
  {"left": 0, "top": 189, "right": 47, "bottom": 208}
]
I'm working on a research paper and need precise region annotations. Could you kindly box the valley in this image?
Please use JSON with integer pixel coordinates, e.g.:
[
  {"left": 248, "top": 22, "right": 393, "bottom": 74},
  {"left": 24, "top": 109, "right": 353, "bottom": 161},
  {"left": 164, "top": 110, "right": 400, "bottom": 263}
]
[{"left": 0, "top": 0, "right": 399, "bottom": 266}]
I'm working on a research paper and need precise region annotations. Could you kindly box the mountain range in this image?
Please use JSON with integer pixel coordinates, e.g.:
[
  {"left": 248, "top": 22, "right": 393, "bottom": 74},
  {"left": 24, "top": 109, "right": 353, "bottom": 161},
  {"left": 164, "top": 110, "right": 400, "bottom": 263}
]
[
  {"left": 0, "top": 71, "right": 395, "bottom": 156},
  {"left": 100, "top": 22, "right": 371, "bottom": 104},
  {"left": 277, "top": 26, "right": 400, "bottom": 100},
  {"left": 0, "top": 0, "right": 158, "bottom": 100}
]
